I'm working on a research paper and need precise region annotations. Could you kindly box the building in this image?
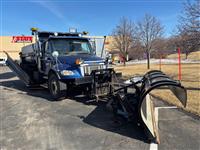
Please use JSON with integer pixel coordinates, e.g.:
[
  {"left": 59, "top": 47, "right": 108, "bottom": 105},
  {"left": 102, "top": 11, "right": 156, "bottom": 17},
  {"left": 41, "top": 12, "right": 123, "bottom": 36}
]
[
  {"left": 0, "top": 35, "right": 115, "bottom": 60},
  {"left": 0, "top": 36, "right": 35, "bottom": 60},
  {"left": 104, "top": 36, "right": 116, "bottom": 52}
]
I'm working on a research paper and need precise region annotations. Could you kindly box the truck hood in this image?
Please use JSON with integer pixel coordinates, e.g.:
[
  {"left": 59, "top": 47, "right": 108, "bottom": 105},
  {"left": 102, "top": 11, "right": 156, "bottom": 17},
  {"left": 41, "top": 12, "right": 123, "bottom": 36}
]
[{"left": 57, "top": 54, "right": 104, "bottom": 65}]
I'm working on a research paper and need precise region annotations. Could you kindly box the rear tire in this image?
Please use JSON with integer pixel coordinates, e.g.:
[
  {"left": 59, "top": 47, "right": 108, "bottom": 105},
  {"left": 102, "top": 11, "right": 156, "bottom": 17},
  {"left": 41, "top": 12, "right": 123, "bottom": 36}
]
[{"left": 48, "top": 73, "right": 65, "bottom": 100}]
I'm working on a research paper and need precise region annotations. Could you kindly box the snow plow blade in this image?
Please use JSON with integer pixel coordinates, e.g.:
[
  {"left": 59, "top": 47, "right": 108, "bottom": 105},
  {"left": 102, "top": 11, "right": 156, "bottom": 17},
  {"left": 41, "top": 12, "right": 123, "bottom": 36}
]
[
  {"left": 139, "top": 70, "right": 187, "bottom": 143},
  {"left": 111, "top": 70, "right": 187, "bottom": 143},
  {"left": 141, "top": 70, "right": 187, "bottom": 106},
  {"left": 4, "top": 51, "right": 32, "bottom": 86}
]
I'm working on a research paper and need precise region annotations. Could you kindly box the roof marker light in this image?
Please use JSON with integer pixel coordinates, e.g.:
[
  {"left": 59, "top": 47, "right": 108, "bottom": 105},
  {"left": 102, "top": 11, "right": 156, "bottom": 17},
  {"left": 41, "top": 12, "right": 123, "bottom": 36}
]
[
  {"left": 69, "top": 28, "right": 77, "bottom": 33},
  {"left": 54, "top": 32, "right": 58, "bottom": 36}
]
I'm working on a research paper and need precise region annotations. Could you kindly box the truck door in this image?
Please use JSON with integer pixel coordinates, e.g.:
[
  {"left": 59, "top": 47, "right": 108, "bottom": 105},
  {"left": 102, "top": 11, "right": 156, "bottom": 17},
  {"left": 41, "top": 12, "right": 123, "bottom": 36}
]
[
  {"left": 40, "top": 42, "right": 46, "bottom": 72},
  {"left": 40, "top": 41, "right": 52, "bottom": 74},
  {"left": 44, "top": 41, "right": 54, "bottom": 75}
]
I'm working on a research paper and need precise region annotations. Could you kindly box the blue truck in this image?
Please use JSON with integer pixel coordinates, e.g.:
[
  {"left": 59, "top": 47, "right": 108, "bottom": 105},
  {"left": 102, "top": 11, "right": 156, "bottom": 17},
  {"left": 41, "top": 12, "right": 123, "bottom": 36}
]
[{"left": 5, "top": 28, "right": 113, "bottom": 100}]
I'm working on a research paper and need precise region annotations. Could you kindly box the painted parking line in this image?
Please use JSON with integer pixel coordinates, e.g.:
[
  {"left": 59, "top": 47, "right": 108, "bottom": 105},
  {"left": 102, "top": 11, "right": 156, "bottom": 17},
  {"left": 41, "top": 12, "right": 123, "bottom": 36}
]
[{"left": 149, "top": 106, "right": 177, "bottom": 150}]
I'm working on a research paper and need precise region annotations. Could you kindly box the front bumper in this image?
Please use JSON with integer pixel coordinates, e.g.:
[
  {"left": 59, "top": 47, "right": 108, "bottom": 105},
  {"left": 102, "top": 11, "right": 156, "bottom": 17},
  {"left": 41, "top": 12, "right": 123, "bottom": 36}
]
[
  {"left": 60, "top": 68, "right": 114, "bottom": 97},
  {"left": 74, "top": 76, "right": 93, "bottom": 85},
  {"left": 61, "top": 76, "right": 92, "bottom": 85},
  {"left": 61, "top": 68, "right": 114, "bottom": 86}
]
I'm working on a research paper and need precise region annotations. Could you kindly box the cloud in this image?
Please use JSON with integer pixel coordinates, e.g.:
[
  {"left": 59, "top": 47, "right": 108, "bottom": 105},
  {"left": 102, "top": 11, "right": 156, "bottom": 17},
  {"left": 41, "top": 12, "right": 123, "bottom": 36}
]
[
  {"left": 29, "top": 0, "right": 80, "bottom": 30},
  {"left": 31, "top": 1, "right": 66, "bottom": 21}
]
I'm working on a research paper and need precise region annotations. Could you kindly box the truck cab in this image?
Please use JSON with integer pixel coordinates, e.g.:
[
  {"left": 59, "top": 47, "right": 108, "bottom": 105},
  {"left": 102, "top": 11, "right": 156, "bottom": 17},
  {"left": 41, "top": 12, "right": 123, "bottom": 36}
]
[{"left": 41, "top": 36, "right": 105, "bottom": 78}]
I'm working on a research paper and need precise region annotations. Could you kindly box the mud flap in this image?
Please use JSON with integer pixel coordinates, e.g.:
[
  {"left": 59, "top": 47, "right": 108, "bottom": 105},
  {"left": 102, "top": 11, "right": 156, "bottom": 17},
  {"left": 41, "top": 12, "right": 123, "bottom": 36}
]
[
  {"left": 138, "top": 70, "right": 187, "bottom": 143},
  {"left": 3, "top": 51, "right": 32, "bottom": 86}
]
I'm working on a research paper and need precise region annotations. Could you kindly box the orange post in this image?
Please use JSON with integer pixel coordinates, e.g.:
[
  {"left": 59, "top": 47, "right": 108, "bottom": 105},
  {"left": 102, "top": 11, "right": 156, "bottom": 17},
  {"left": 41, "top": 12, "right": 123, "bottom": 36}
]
[{"left": 177, "top": 47, "right": 182, "bottom": 80}]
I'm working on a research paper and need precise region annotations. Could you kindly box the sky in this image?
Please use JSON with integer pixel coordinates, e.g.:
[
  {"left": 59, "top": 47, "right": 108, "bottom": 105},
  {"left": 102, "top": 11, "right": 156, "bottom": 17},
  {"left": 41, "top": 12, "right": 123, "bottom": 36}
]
[{"left": 0, "top": 0, "right": 188, "bottom": 37}]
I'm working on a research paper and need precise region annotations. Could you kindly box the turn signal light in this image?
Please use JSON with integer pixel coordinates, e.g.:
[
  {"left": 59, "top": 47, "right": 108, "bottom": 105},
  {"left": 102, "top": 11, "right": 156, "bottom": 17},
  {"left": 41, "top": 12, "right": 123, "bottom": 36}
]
[{"left": 75, "top": 59, "right": 84, "bottom": 65}]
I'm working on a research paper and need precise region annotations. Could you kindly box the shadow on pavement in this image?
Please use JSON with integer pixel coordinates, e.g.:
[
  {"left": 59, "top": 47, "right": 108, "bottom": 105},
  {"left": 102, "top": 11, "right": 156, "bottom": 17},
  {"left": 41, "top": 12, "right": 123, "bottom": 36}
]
[
  {"left": 1, "top": 72, "right": 149, "bottom": 143},
  {"left": 82, "top": 103, "right": 149, "bottom": 143},
  {"left": 0, "top": 79, "right": 53, "bottom": 101},
  {"left": 0, "top": 71, "right": 16, "bottom": 80}
]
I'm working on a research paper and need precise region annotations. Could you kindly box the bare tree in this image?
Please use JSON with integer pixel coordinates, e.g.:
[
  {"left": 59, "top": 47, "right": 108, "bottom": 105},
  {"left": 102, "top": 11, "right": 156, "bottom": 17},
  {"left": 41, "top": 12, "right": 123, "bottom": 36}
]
[
  {"left": 129, "top": 40, "right": 144, "bottom": 60},
  {"left": 137, "top": 14, "right": 164, "bottom": 69},
  {"left": 151, "top": 38, "right": 169, "bottom": 59},
  {"left": 177, "top": 0, "right": 200, "bottom": 58},
  {"left": 179, "top": 0, "right": 200, "bottom": 32},
  {"left": 112, "top": 17, "right": 137, "bottom": 65}
]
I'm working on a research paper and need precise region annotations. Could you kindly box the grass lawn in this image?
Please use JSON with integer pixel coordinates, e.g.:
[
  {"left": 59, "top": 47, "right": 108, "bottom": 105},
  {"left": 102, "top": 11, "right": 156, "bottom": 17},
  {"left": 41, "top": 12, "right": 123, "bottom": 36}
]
[
  {"left": 167, "top": 51, "right": 200, "bottom": 61},
  {"left": 114, "top": 63, "right": 200, "bottom": 115}
]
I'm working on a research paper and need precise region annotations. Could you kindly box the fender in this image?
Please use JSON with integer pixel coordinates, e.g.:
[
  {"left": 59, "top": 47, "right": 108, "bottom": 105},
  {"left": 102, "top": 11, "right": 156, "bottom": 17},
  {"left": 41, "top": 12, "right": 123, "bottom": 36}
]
[{"left": 48, "top": 69, "right": 66, "bottom": 91}]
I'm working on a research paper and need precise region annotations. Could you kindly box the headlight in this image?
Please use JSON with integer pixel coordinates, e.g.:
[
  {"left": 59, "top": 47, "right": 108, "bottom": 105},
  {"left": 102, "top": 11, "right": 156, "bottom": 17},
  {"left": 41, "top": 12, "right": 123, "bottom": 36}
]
[{"left": 60, "top": 70, "right": 74, "bottom": 76}]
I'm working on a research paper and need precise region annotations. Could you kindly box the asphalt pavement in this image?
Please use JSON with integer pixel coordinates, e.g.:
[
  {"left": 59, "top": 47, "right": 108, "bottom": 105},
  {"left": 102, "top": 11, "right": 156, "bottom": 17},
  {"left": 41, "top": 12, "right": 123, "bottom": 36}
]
[{"left": 0, "top": 67, "right": 199, "bottom": 150}]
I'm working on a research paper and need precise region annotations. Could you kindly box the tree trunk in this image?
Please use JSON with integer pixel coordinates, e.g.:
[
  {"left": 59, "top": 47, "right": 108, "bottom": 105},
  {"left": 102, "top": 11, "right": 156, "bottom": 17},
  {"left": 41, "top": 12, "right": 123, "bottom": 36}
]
[
  {"left": 185, "top": 53, "right": 188, "bottom": 59},
  {"left": 123, "top": 61, "right": 126, "bottom": 66},
  {"left": 146, "top": 52, "right": 150, "bottom": 69},
  {"left": 126, "top": 54, "right": 129, "bottom": 61},
  {"left": 123, "top": 53, "right": 126, "bottom": 66}
]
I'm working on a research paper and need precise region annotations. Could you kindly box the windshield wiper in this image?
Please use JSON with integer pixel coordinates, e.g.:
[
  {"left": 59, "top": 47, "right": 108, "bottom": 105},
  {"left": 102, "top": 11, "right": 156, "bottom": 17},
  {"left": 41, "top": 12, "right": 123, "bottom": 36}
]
[{"left": 70, "top": 51, "right": 90, "bottom": 54}]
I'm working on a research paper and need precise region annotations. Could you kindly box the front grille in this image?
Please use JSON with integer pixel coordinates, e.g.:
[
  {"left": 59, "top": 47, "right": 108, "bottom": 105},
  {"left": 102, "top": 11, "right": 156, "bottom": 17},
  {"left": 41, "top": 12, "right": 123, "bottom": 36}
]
[{"left": 82, "top": 64, "right": 105, "bottom": 75}]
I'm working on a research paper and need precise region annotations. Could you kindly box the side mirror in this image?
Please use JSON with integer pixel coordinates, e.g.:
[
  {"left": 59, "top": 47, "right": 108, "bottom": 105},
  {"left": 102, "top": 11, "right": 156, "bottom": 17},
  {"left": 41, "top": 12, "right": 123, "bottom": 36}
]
[
  {"left": 92, "top": 48, "right": 96, "bottom": 55},
  {"left": 52, "top": 51, "right": 59, "bottom": 58}
]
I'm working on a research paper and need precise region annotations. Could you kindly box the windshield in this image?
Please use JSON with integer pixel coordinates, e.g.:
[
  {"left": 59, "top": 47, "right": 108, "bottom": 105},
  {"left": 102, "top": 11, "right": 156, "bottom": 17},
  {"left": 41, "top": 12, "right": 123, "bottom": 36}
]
[{"left": 50, "top": 38, "right": 92, "bottom": 55}]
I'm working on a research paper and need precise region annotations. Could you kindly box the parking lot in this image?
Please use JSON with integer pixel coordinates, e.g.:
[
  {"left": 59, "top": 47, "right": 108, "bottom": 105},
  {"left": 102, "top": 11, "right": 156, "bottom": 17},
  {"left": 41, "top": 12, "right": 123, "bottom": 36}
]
[{"left": 0, "top": 67, "right": 200, "bottom": 150}]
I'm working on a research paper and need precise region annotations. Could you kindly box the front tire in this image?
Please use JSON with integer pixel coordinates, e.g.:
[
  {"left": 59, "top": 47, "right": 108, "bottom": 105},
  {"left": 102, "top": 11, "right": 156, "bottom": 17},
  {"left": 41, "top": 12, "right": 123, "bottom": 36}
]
[{"left": 48, "top": 73, "right": 64, "bottom": 100}]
